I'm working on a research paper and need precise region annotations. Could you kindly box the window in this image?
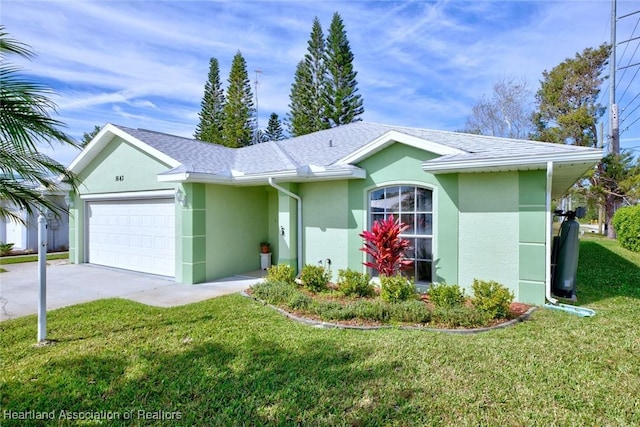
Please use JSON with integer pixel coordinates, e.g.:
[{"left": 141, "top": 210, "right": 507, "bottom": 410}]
[{"left": 369, "top": 185, "right": 433, "bottom": 282}]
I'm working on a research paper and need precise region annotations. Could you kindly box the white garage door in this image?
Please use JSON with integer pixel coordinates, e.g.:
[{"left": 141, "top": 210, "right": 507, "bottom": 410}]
[{"left": 86, "top": 199, "right": 175, "bottom": 277}]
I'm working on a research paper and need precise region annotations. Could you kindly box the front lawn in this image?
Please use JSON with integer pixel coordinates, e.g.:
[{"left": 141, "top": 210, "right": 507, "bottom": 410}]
[
  {"left": 1, "top": 237, "right": 638, "bottom": 426},
  {"left": 0, "top": 252, "right": 69, "bottom": 265}
]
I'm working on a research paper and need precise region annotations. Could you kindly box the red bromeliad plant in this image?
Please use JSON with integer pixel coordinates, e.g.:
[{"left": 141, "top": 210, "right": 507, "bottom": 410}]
[{"left": 359, "top": 215, "right": 413, "bottom": 277}]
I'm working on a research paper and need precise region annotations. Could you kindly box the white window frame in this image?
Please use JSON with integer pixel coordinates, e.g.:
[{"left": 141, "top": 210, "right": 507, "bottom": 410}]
[{"left": 367, "top": 184, "right": 435, "bottom": 284}]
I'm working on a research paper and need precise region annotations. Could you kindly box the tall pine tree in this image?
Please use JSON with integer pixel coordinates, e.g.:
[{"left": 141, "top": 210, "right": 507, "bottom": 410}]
[
  {"left": 222, "top": 51, "right": 255, "bottom": 147},
  {"left": 325, "top": 12, "right": 363, "bottom": 127},
  {"left": 264, "top": 112, "right": 285, "bottom": 141},
  {"left": 288, "top": 17, "right": 329, "bottom": 137},
  {"left": 195, "top": 57, "right": 225, "bottom": 143}
]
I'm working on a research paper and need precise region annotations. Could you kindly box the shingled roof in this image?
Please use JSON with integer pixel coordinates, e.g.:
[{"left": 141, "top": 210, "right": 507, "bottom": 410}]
[{"left": 68, "top": 121, "right": 602, "bottom": 197}]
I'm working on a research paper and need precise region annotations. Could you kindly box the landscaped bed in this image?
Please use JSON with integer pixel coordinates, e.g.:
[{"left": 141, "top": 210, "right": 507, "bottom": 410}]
[{"left": 246, "top": 269, "right": 534, "bottom": 331}]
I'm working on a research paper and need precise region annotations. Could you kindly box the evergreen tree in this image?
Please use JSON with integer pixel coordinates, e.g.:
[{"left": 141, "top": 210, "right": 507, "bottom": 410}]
[
  {"left": 325, "top": 12, "right": 363, "bottom": 127},
  {"left": 222, "top": 51, "right": 255, "bottom": 147},
  {"left": 288, "top": 60, "right": 315, "bottom": 136},
  {"left": 264, "top": 112, "right": 285, "bottom": 141},
  {"left": 288, "top": 17, "right": 329, "bottom": 136},
  {"left": 532, "top": 44, "right": 610, "bottom": 147},
  {"left": 195, "top": 57, "right": 225, "bottom": 143},
  {"left": 81, "top": 125, "right": 102, "bottom": 147}
]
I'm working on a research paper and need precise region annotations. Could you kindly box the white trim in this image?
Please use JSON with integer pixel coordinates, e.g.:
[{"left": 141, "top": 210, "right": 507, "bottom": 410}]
[
  {"left": 545, "top": 161, "right": 557, "bottom": 305},
  {"left": 68, "top": 124, "right": 181, "bottom": 174},
  {"left": 79, "top": 189, "right": 175, "bottom": 201},
  {"left": 156, "top": 166, "right": 366, "bottom": 184},
  {"left": 337, "top": 131, "right": 464, "bottom": 165},
  {"left": 363, "top": 182, "right": 437, "bottom": 283},
  {"left": 422, "top": 151, "right": 602, "bottom": 174}
]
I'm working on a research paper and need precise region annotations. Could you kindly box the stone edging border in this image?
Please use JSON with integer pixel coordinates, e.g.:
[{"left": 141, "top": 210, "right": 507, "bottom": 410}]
[{"left": 241, "top": 290, "right": 537, "bottom": 334}]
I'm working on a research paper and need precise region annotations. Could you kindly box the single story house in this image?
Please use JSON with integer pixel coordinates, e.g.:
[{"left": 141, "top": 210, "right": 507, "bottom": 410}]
[{"left": 67, "top": 122, "right": 602, "bottom": 305}]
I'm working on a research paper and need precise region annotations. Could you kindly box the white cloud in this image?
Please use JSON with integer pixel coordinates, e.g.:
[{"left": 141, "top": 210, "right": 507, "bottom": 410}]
[{"left": 3, "top": 0, "right": 639, "bottom": 163}]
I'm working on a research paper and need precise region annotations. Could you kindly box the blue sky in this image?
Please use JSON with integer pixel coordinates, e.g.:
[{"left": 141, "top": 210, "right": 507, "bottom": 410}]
[{"left": 3, "top": 0, "right": 640, "bottom": 166}]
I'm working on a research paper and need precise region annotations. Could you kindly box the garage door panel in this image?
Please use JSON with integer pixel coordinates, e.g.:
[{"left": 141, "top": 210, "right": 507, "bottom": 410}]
[{"left": 87, "top": 199, "right": 175, "bottom": 277}]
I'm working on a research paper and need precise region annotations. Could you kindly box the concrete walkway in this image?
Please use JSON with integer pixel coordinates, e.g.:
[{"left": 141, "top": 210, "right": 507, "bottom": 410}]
[{"left": 0, "top": 260, "right": 263, "bottom": 321}]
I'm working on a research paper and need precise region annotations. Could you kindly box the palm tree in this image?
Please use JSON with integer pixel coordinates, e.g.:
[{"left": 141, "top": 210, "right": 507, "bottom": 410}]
[{"left": 0, "top": 26, "right": 78, "bottom": 223}]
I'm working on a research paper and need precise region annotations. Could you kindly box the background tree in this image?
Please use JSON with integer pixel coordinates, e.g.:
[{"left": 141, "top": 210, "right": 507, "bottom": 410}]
[
  {"left": 264, "top": 112, "right": 285, "bottom": 141},
  {"left": 532, "top": 44, "right": 611, "bottom": 147},
  {"left": 195, "top": 57, "right": 225, "bottom": 143},
  {"left": 0, "top": 26, "right": 78, "bottom": 223},
  {"left": 324, "top": 12, "right": 363, "bottom": 127},
  {"left": 288, "top": 17, "right": 329, "bottom": 137},
  {"left": 464, "top": 76, "right": 533, "bottom": 138},
  {"left": 81, "top": 125, "right": 101, "bottom": 147},
  {"left": 530, "top": 44, "right": 637, "bottom": 238},
  {"left": 222, "top": 51, "right": 255, "bottom": 148},
  {"left": 287, "top": 60, "right": 315, "bottom": 137}
]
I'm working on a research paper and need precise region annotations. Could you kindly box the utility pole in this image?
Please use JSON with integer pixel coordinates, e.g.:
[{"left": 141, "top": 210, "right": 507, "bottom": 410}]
[{"left": 609, "top": 0, "right": 620, "bottom": 155}]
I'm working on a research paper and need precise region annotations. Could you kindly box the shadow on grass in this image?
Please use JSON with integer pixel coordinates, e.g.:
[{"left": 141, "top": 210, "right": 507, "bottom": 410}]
[
  {"left": 3, "top": 335, "right": 393, "bottom": 425},
  {"left": 576, "top": 240, "right": 640, "bottom": 305}
]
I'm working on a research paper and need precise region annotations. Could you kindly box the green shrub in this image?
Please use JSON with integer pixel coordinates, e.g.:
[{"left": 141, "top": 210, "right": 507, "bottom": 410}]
[
  {"left": 389, "top": 300, "right": 431, "bottom": 323},
  {"left": 380, "top": 275, "right": 417, "bottom": 303},
  {"left": 431, "top": 306, "right": 490, "bottom": 328},
  {"left": 350, "top": 299, "right": 390, "bottom": 322},
  {"left": 471, "top": 279, "right": 514, "bottom": 319},
  {"left": 300, "top": 264, "right": 330, "bottom": 293},
  {"left": 287, "top": 293, "right": 312, "bottom": 311},
  {"left": 613, "top": 205, "right": 640, "bottom": 253},
  {"left": 428, "top": 283, "right": 465, "bottom": 309},
  {"left": 266, "top": 264, "right": 295, "bottom": 284},
  {"left": 251, "top": 280, "right": 298, "bottom": 305},
  {"left": 310, "top": 300, "right": 356, "bottom": 321},
  {"left": 336, "top": 269, "right": 375, "bottom": 298},
  {"left": 0, "top": 242, "right": 14, "bottom": 256}
]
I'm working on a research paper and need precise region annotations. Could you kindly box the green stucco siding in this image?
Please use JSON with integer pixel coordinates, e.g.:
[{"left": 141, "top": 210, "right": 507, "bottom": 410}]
[
  {"left": 518, "top": 170, "right": 547, "bottom": 305},
  {"left": 347, "top": 143, "right": 459, "bottom": 284},
  {"left": 299, "top": 181, "right": 349, "bottom": 280},
  {"left": 458, "top": 172, "right": 519, "bottom": 293},
  {"left": 204, "top": 185, "right": 269, "bottom": 281},
  {"left": 77, "top": 137, "right": 174, "bottom": 194}
]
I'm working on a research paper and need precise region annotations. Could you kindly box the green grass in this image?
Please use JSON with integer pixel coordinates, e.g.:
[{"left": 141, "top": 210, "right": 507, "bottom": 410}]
[
  {"left": 1, "top": 239, "right": 639, "bottom": 426},
  {"left": 0, "top": 252, "right": 69, "bottom": 265}
]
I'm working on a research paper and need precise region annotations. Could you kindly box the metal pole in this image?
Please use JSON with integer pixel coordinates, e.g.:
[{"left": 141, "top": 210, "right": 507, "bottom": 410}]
[
  {"left": 610, "top": 0, "right": 620, "bottom": 154},
  {"left": 37, "top": 212, "right": 47, "bottom": 342}
]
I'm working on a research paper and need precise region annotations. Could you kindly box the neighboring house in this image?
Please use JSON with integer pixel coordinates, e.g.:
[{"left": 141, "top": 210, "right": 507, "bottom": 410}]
[
  {"left": 67, "top": 122, "right": 602, "bottom": 305},
  {"left": 0, "top": 190, "right": 70, "bottom": 254}
]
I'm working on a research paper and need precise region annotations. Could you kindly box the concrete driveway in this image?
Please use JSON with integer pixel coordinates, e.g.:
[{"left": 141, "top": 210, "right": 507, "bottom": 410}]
[{"left": 0, "top": 260, "right": 262, "bottom": 321}]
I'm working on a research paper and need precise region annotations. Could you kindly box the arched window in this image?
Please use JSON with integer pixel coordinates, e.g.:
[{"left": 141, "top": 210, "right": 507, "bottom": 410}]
[{"left": 369, "top": 185, "right": 433, "bottom": 283}]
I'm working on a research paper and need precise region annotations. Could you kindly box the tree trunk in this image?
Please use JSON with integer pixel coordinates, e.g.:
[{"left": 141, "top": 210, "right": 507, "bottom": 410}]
[{"left": 605, "top": 194, "right": 617, "bottom": 239}]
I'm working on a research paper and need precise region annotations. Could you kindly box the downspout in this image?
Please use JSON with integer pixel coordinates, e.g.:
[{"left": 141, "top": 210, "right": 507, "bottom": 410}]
[
  {"left": 268, "top": 177, "right": 302, "bottom": 274},
  {"left": 545, "top": 161, "right": 558, "bottom": 305}
]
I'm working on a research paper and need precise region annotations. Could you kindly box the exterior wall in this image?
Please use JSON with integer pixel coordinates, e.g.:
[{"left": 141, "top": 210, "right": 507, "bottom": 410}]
[
  {"left": 517, "top": 170, "right": 547, "bottom": 305},
  {"left": 299, "top": 181, "right": 350, "bottom": 280},
  {"left": 1, "top": 197, "right": 70, "bottom": 252},
  {"left": 457, "top": 170, "right": 547, "bottom": 305},
  {"left": 347, "top": 143, "right": 460, "bottom": 285},
  {"left": 458, "top": 172, "right": 520, "bottom": 292},
  {"left": 69, "top": 136, "right": 176, "bottom": 266},
  {"left": 203, "top": 184, "right": 269, "bottom": 281},
  {"left": 271, "top": 183, "right": 299, "bottom": 272}
]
